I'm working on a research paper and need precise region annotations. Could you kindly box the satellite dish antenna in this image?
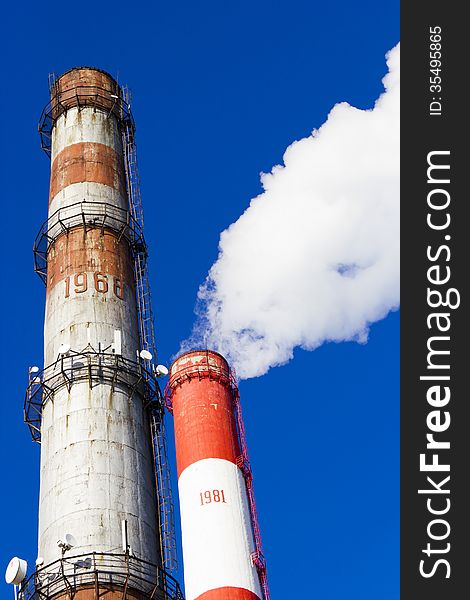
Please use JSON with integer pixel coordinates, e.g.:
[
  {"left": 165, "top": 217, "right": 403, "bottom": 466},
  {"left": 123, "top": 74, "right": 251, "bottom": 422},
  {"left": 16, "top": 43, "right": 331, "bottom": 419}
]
[
  {"left": 32, "top": 377, "right": 41, "bottom": 385},
  {"left": 139, "top": 350, "right": 152, "bottom": 361},
  {"left": 58, "top": 344, "right": 70, "bottom": 356},
  {"left": 30, "top": 366, "right": 39, "bottom": 373},
  {"left": 5, "top": 557, "right": 27, "bottom": 585},
  {"left": 35, "top": 557, "right": 44, "bottom": 567},
  {"left": 155, "top": 364, "right": 169, "bottom": 377},
  {"left": 57, "top": 533, "right": 77, "bottom": 552}
]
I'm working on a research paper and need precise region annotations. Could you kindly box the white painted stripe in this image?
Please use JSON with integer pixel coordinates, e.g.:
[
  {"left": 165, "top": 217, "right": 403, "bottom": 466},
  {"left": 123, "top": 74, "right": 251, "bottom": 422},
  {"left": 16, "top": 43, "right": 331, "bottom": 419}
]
[
  {"left": 45, "top": 270, "right": 139, "bottom": 365},
  {"left": 178, "top": 458, "right": 262, "bottom": 600},
  {"left": 48, "top": 181, "right": 129, "bottom": 226},
  {"left": 51, "top": 107, "right": 123, "bottom": 160}
]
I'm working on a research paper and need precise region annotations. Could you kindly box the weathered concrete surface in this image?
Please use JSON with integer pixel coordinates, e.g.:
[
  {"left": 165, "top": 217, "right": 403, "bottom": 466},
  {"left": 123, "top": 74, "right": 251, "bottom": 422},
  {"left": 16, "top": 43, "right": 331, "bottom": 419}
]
[
  {"left": 51, "top": 107, "right": 123, "bottom": 162},
  {"left": 45, "top": 229, "right": 138, "bottom": 363},
  {"left": 51, "top": 586, "right": 150, "bottom": 600},
  {"left": 50, "top": 142, "right": 125, "bottom": 201},
  {"left": 38, "top": 383, "right": 158, "bottom": 564},
  {"left": 51, "top": 67, "right": 120, "bottom": 118}
]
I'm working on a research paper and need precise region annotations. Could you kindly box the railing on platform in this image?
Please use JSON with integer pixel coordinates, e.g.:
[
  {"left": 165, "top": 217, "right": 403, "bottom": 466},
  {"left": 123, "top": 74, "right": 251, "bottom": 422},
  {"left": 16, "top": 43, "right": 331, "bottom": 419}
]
[
  {"left": 38, "top": 84, "right": 134, "bottom": 157},
  {"left": 24, "top": 349, "right": 159, "bottom": 443},
  {"left": 33, "top": 201, "right": 146, "bottom": 284},
  {"left": 18, "top": 552, "right": 184, "bottom": 600}
]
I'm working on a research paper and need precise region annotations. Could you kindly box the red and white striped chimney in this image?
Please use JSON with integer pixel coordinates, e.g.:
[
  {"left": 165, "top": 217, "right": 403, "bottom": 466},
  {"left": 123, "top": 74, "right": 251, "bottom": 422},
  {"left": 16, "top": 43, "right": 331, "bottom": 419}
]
[{"left": 167, "top": 350, "right": 268, "bottom": 600}]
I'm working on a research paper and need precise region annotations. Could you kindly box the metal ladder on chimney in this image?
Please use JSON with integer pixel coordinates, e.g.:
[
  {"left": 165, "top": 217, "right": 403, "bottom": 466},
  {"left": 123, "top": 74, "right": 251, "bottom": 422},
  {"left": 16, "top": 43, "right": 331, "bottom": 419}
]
[{"left": 121, "top": 86, "right": 178, "bottom": 575}]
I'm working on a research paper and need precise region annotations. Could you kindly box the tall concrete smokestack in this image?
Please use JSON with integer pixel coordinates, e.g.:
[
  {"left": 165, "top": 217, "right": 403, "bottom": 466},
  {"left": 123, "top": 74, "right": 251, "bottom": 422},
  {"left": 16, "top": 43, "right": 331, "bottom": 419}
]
[
  {"left": 166, "top": 350, "right": 270, "bottom": 600},
  {"left": 21, "top": 68, "right": 183, "bottom": 600}
]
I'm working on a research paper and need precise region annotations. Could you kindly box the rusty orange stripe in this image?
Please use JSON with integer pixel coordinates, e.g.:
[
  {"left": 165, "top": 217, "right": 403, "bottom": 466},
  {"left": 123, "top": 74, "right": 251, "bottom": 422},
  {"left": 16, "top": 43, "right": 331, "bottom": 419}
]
[
  {"left": 195, "top": 588, "right": 261, "bottom": 600},
  {"left": 50, "top": 587, "right": 144, "bottom": 600},
  {"left": 46, "top": 227, "right": 135, "bottom": 293},
  {"left": 52, "top": 68, "right": 119, "bottom": 115},
  {"left": 55, "top": 67, "right": 118, "bottom": 96},
  {"left": 49, "top": 142, "right": 125, "bottom": 202}
]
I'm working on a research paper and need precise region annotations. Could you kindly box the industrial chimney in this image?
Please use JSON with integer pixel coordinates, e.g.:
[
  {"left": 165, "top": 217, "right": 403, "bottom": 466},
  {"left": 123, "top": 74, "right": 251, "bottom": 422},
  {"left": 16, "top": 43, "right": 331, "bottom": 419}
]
[
  {"left": 166, "top": 350, "right": 270, "bottom": 600},
  {"left": 19, "top": 68, "right": 182, "bottom": 600}
]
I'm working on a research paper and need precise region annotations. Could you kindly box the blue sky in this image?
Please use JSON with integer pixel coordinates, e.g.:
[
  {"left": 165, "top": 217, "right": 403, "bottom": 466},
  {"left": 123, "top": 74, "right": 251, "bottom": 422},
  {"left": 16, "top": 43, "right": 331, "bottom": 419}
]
[{"left": 0, "top": 1, "right": 399, "bottom": 598}]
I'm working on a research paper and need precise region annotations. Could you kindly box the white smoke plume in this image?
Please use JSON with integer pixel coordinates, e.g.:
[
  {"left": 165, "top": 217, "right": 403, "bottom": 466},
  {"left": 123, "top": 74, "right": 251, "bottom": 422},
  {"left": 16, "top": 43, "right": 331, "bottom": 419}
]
[{"left": 182, "top": 44, "right": 400, "bottom": 379}]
